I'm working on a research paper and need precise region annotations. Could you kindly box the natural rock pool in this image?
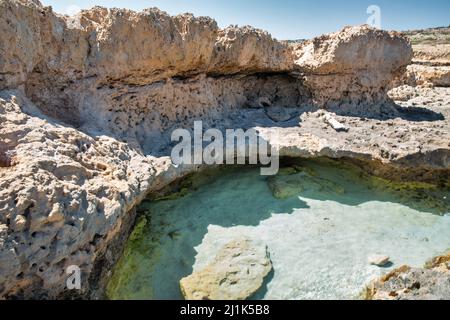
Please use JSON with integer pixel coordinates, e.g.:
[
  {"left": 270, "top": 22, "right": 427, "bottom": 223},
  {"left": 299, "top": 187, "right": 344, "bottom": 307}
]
[{"left": 106, "top": 159, "right": 450, "bottom": 300}]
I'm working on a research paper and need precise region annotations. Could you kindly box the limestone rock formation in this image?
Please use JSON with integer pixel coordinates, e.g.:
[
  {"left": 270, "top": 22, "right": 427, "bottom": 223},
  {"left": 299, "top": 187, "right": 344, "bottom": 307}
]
[
  {"left": 0, "top": 0, "right": 447, "bottom": 300},
  {"left": 366, "top": 253, "right": 450, "bottom": 300},
  {"left": 368, "top": 255, "right": 391, "bottom": 267},
  {"left": 406, "top": 65, "right": 450, "bottom": 87},
  {"left": 0, "top": 1, "right": 290, "bottom": 91},
  {"left": 399, "top": 42, "right": 450, "bottom": 88},
  {"left": 413, "top": 44, "right": 450, "bottom": 63},
  {"left": 393, "top": 27, "right": 450, "bottom": 88},
  {"left": 179, "top": 239, "right": 272, "bottom": 300},
  {"left": 267, "top": 167, "right": 345, "bottom": 199},
  {"left": 0, "top": 90, "right": 155, "bottom": 298}
]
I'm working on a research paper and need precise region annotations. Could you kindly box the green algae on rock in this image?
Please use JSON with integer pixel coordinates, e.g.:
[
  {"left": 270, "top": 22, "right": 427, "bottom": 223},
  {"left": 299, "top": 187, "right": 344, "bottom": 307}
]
[{"left": 146, "top": 167, "right": 227, "bottom": 203}]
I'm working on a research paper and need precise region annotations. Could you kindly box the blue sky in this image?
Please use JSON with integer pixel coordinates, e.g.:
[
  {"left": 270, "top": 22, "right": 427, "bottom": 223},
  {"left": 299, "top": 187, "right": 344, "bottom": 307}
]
[{"left": 41, "top": 0, "right": 450, "bottom": 39}]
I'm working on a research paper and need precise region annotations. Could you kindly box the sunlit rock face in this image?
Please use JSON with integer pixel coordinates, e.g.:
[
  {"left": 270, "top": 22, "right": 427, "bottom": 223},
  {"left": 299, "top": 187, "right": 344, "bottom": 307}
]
[
  {"left": 393, "top": 27, "right": 450, "bottom": 89},
  {"left": 179, "top": 238, "right": 272, "bottom": 300},
  {"left": 0, "top": 1, "right": 290, "bottom": 90},
  {"left": 366, "top": 254, "right": 450, "bottom": 300},
  {"left": 106, "top": 161, "right": 449, "bottom": 300}
]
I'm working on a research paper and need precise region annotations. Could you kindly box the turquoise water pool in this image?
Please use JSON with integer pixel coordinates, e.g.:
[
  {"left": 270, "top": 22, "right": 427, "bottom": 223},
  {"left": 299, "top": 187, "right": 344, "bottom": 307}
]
[{"left": 107, "top": 160, "right": 450, "bottom": 300}]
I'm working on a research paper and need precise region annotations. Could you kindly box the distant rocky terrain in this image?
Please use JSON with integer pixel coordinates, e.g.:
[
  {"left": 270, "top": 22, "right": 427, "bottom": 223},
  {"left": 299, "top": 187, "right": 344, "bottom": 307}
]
[
  {"left": 364, "top": 26, "right": 450, "bottom": 300},
  {"left": 0, "top": 0, "right": 448, "bottom": 299}
]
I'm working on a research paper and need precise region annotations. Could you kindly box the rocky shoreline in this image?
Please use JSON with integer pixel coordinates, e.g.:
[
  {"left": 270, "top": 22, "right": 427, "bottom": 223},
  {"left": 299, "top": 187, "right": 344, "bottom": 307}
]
[
  {"left": 365, "top": 253, "right": 450, "bottom": 300},
  {"left": 0, "top": 0, "right": 449, "bottom": 299}
]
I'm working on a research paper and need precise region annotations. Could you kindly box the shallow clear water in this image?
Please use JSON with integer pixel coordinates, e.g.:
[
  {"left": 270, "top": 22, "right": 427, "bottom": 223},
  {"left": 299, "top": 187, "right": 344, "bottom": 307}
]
[{"left": 107, "top": 160, "right": 450, "bottom": 300}]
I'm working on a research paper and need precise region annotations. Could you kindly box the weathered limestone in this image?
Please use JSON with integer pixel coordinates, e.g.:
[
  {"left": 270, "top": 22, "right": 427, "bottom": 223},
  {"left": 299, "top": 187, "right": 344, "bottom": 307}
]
[
  {"left": 366, "top": 253, "right": 450, "bottom": 300},
  {"left": 180, "top": 239, "right": 272, "bottom": 300},
  {"left": 323, "top": 113, "right": 349, "bottom": 132},
  {"left": 393, "top": 29, "right": 450, "bottom": 88},
  {"left": 368, "top": 255, "right": 391, "bottom": 267},
  {"left": 267, "top": 168, "right": 344, "bottom": 200},
  {"left": 0, "top": 0, "right": 447, "bottom": 300}
]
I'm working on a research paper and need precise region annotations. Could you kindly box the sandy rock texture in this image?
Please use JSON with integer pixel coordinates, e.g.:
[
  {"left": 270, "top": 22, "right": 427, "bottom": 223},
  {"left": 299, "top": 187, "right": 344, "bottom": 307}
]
[
  {"left": 396, "top": 48, "right": 450, "bottom": 88},
  {"left": 366, "top": 253, "right": 450, "bottom": 300},
  {"left": 180, "top": 238, "right": 272, "bottom": 300},
  {"left": 0, "top": 0, "right": 447, "bottom": 299},
  {"left": 413, "top": 44, "right": 450, "bottom": 64}
]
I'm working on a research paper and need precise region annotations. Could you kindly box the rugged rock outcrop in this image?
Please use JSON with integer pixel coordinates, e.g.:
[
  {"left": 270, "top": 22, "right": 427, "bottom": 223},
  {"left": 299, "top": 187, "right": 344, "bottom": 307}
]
[
  {"left": 393, "top": 28, "right": 450, "bottom": 88},
  {"left": 0, "top": 0, "right": 447, "bottom": 300},
  {"left": 292, "top": 25, "right": 413, "bottom": 112},
  {"left": 0, "top": 1, "right": 290, "bottom": 89},
  {"left": 1, "top": 0, "right": 412, "bottom": 130},
  {"left": 0, "top": 90, "right": 157, "bottom": 298},
  {"left": 365, "top": 253, "right": 450, "bottom": 300},
  {"left": 413, "top": 44, "right": 450, "bottom": 64},
  {"left": 405, "top": 65, "right": 450, "bottom": 87},
  {"left": 267, "top": 167, "right": 344, "bottom": 199}
]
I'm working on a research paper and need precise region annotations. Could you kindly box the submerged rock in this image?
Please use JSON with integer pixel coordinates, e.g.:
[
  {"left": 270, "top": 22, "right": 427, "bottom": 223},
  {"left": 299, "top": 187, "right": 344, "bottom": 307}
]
[
  {"left": 366, "top": 253, "right": 450, "bottom": 300},
  {"left": 179, "top": 238, "right": 272, "bottom": 300},
  {"left": 1, "top": 0, "right": 449, "bottom": 300},
  {"left": 267, "top": 168, "right": 345, "bottom": 199},
  {"left": 368, "top": 255, "right": 391, "bottom": 267}
]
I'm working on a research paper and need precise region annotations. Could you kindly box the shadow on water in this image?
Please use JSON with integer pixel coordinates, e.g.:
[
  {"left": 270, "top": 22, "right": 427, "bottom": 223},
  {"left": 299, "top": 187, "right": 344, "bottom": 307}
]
[
  {"left": 106, "top": 159, "right": 449, "bottom": 300},
  {"left": 107, "top": 166, "right": 309, "bottom": 300}
]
